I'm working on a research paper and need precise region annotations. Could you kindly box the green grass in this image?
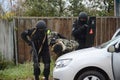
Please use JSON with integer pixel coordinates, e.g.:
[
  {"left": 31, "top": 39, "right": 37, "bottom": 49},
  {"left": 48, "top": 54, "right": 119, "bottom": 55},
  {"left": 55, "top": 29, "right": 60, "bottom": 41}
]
[
  {"left": 0, "top": 62, "right": 33, "bottom": 80},
  {"left": 0, "top": 60, "right": 55, "bottom": 80}
]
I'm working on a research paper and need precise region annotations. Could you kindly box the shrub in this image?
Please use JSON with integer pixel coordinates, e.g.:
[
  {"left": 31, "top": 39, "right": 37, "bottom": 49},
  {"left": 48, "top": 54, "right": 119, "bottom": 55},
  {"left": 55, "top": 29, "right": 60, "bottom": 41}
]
[
  {"left": 0, "top": 12, "right": 14, "bottom": 22},
  {"left": 0, "top": 52, "right": 14, "bottom": 70}
]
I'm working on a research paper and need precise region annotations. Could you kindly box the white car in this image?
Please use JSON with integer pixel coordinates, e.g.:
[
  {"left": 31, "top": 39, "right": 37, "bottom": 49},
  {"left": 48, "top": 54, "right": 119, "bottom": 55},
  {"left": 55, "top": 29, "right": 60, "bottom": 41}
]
[
  {"left": 112, "top": 28, "right": 120, "bottom": 39},
  {"left": 53, "top": 31, "right": 120, "bottom": 80}
]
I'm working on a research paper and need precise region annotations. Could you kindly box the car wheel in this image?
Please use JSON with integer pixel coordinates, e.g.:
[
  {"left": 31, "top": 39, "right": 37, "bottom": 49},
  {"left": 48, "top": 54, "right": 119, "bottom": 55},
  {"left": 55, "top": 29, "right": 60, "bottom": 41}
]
[{"left": 77, "top": 70, "right": 106, "bottom": 80}]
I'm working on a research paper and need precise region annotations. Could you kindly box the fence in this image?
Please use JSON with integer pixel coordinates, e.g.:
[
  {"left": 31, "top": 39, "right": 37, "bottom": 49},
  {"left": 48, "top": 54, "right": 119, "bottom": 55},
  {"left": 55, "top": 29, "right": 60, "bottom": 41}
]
[
  {"left": 15, "top": 17, "right": 120, "bottom": 63},
  {"left": 95, "top": 17, "right": 120, "bottom": 45},
  {"left": 0, "top": 20, "right": 14, "bottom": 61},
  {"left": 0, "top": 17, "right": 120, "bottom": 63}
]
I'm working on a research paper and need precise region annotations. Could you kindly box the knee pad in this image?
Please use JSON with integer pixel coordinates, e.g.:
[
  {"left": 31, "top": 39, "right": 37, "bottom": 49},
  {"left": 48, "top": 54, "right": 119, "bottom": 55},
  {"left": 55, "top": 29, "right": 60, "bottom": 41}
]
[
  {"left": 33, "top": 66, "right": 40, "bottom": 76},
  {"left": 33, "top": 63, "right": 40, "bottom": 76},
  {"left": 43, "top": 63, "right": 50, "bottom": 78},
  {"left": 44, "top": 63, "right": 50, "bottom": 69}
]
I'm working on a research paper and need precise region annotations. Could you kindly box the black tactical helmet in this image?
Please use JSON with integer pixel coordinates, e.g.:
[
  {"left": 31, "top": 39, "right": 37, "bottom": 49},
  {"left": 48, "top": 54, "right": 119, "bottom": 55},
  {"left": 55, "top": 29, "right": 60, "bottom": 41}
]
[
  {"left": 36, "top": 20, "right": 46, "bottom": 29},
  {"left": 53, "top": 43, "right": 63, "bottom": 54},
  {"left": 78, "top": 12, "right": 88, "bottom": 21}
]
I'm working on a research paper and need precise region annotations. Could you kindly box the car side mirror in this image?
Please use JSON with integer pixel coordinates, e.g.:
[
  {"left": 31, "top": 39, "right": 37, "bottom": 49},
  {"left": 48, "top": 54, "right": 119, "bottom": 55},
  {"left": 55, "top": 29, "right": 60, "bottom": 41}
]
[
  {"left": 115, "top": 42, "right": 120, "bottom": 49},
  {"left": 108, "top": 46, "right": 115, "bottom": 53}
]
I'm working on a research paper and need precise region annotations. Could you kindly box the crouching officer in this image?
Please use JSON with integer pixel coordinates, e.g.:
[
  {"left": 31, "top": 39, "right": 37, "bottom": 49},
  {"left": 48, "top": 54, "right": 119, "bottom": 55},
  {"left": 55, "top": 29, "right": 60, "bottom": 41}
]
[
  {"left": 48, "top": 31, "right": 79, "bottom": 56},
  {"left": 52, "top": 39, "right": 79, "bottom": 56},
  {"left": 21, "top": 20, "right": 50, "bottom": 80}
]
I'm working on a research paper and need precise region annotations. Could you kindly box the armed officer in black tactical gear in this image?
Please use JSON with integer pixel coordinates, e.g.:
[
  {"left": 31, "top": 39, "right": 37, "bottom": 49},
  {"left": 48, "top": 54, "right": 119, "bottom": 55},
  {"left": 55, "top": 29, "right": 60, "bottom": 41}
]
[
  {"left": 21, "top": 20, "right": 50, "bottom": 80},
  {"left": 72, "top": 12, "right": 89, "bottom": 49}
]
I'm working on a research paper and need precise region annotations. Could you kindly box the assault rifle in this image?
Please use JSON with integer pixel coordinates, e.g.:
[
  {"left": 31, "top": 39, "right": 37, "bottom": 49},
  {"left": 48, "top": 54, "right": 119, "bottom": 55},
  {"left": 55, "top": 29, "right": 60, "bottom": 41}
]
[{"left": 31, "top": 41, "right": 40, "bottom": 80}]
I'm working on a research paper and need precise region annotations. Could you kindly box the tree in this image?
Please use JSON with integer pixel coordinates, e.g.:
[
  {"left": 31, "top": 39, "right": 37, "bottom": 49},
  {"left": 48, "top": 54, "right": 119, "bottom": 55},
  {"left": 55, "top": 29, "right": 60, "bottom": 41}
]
[
  {"left": 0, "top": 0, "right": 15, "bottom": 21},
  {"left": 0, "top": 0, "right": 4, "bottom": 15},
  {"left": 103, "top": 0, "right": 114, "bottom": 16},
  {"left": 10, "top": 0, "right": 115, "bottom": 17},
  {"left": 0, "top": 4, "right": 4, "bottom": 15},
  {"left": 68, "top": 0, "right": 86, "bottom": 16},
  {"left": 87, "top": 0, "right": 114, "bottom": 16},
  {"left": 22, "top": 0, "right": 69, "bottom": 17}
]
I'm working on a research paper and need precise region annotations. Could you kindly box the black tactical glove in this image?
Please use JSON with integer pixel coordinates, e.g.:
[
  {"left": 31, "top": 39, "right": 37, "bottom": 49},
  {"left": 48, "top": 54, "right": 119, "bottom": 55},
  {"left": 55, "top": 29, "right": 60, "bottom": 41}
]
[{"left": 28, "top": 41, "right": 32, "bottom": 46}]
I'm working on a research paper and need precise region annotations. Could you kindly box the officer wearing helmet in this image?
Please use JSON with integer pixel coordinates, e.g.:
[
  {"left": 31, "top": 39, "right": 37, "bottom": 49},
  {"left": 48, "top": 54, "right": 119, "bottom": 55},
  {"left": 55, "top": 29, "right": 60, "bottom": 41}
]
[
  {"left": 21, "top": 20, "right": 50, "bottom": 80},
  {"left": 72, "top": 12, "right": 89, "bottom": 49}
]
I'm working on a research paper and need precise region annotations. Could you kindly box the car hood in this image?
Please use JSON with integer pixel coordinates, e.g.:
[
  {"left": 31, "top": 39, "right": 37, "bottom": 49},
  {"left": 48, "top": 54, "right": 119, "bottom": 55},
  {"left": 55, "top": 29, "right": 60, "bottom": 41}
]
[{"left": 57, "top": 47, "right": 107, "bottom": 60}]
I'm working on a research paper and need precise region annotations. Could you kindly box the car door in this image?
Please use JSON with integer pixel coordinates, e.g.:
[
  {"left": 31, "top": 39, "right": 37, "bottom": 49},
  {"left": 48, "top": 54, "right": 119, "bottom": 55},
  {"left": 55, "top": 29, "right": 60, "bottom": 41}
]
[{"left": 112, "top": 53, "right": 120, "bottom": 80}]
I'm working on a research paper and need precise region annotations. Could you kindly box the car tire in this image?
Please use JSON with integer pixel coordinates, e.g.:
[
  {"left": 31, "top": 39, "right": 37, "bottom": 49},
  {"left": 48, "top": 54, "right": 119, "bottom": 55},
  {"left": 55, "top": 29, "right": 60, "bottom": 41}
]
[{"left": 77, "top": 70, "right": 106, "bottom": 80}]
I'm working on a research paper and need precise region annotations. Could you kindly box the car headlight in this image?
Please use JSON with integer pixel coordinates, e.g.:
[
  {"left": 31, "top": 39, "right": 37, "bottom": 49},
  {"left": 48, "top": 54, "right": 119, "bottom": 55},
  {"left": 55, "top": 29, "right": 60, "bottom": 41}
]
[{"left": 55, "top": 58, "right": 72, "bottom": 68}]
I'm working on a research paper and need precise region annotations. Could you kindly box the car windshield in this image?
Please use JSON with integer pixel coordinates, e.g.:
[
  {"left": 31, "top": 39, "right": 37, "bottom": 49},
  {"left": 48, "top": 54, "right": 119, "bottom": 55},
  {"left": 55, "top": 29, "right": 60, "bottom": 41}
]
[{"left": 96, "top": 36, "right": 119, "bottom": 48}]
